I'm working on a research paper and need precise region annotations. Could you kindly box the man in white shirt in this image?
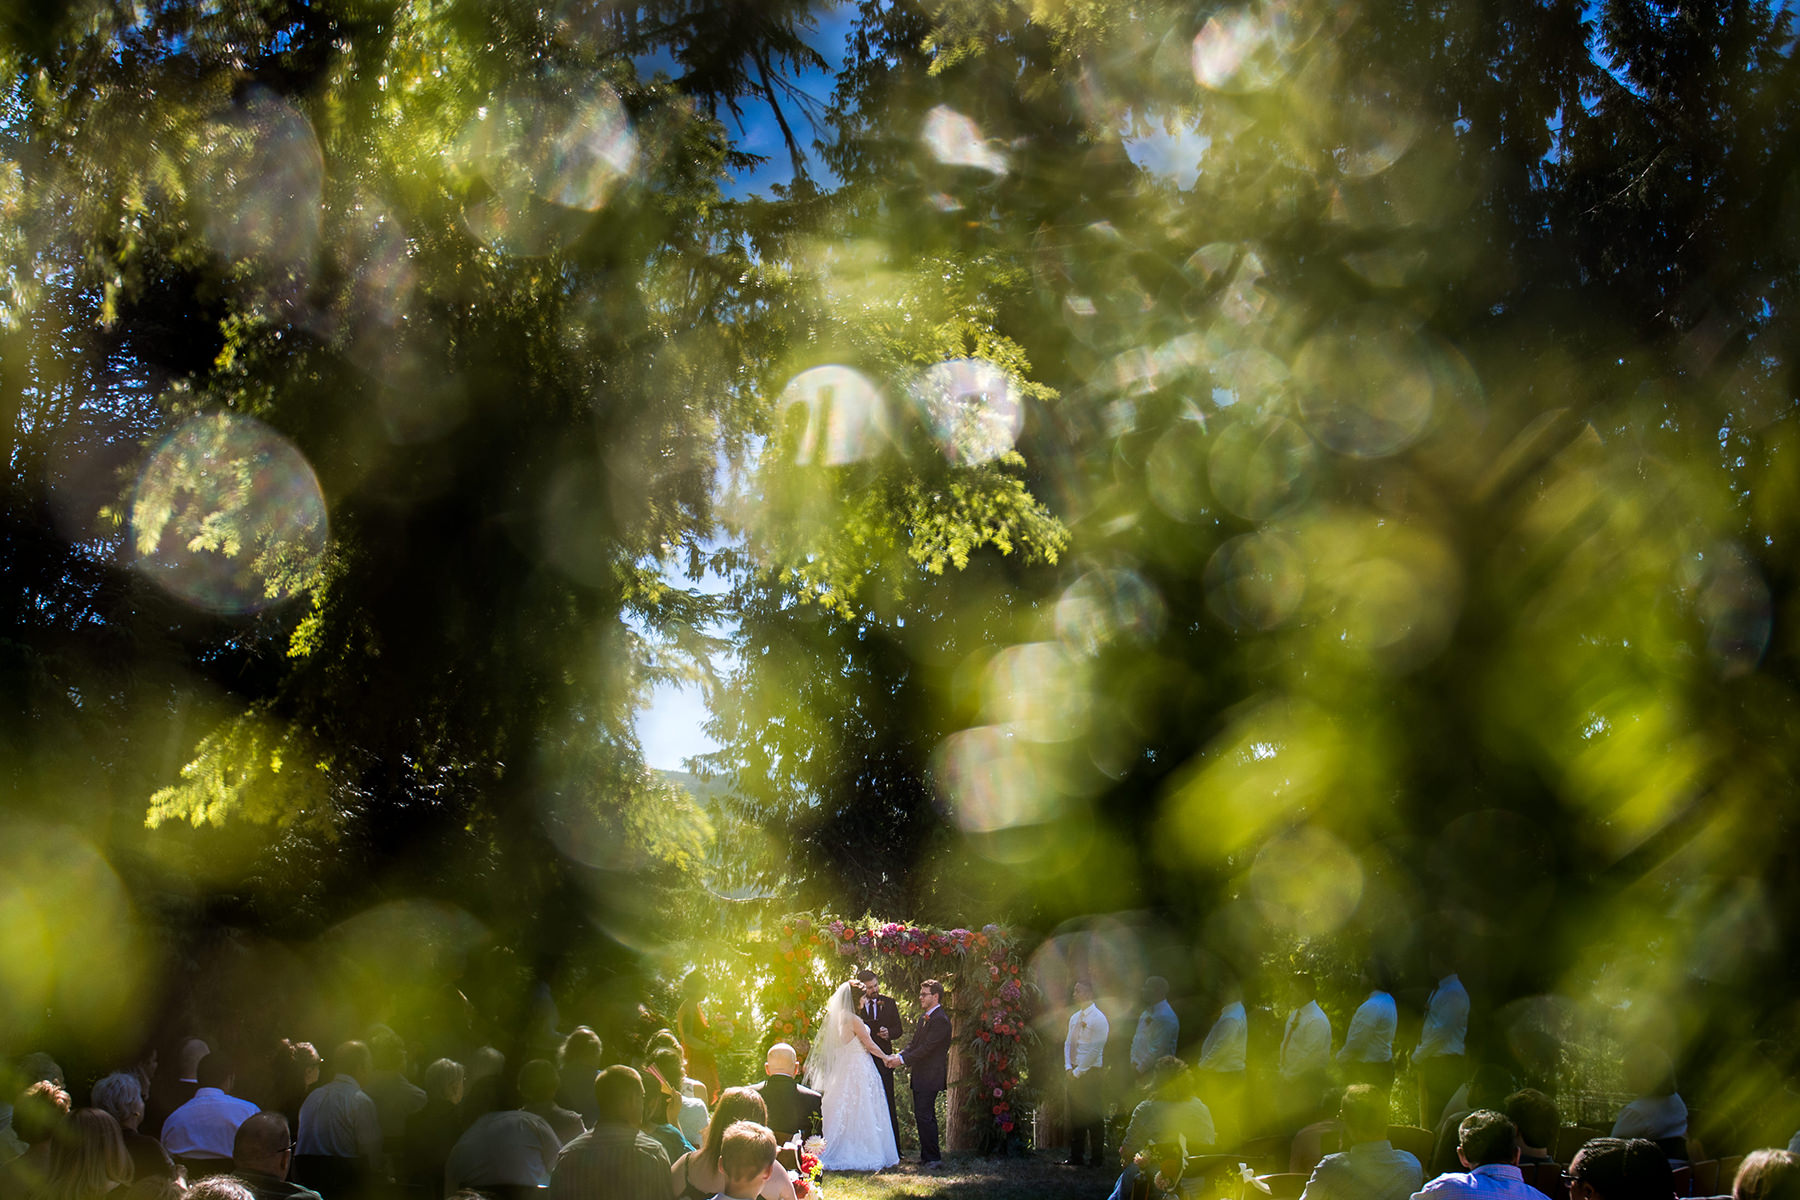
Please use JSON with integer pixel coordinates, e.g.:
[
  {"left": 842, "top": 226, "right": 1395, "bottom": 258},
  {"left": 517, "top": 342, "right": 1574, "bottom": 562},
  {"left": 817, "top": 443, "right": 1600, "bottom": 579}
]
[
  {"left": 1337, "top": 968, "right": 1398, "bottom": 1090},
  {"left": 1129, "top": 977, "right": 1179, "bottom": 1085},
  {"left": 1279, "top": 974, "right": 1332, "bottom": 1128},
  {"left": 295, "top": 1040, "right": 383, "bottom": 1197},
  {"left": 161, "top": 1053, "right": 260, "bottom": 1165},
  {"left": 1414, "top": 966, "right": 1470, "bottom": 1126},
  {"left": 1195, "top": 981, "right": 1247, "bottom": 1147},
  {"left": 1062, "top": 980, "right": 1109, "bottom": 1168}
]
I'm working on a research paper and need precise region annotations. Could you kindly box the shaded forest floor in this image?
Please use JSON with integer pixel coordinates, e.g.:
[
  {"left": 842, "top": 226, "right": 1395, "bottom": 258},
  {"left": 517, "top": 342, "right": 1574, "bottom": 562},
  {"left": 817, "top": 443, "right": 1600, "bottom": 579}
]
[{"left": 825, "top": 1151, "right": 1117, "bottom": 1200}]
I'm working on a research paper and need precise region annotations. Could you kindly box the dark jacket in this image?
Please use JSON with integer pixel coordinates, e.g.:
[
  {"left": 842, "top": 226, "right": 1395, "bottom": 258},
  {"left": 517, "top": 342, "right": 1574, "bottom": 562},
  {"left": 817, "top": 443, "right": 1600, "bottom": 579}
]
[
  {"left": 750, "top": 1075, "right": 822, "bottom": 1139},
  {"left": 857, "top": 993, "right": 906, "bottom": 1055},
  {"left": 901, "top": 1006, "right": 952, "bottom": 1095}
]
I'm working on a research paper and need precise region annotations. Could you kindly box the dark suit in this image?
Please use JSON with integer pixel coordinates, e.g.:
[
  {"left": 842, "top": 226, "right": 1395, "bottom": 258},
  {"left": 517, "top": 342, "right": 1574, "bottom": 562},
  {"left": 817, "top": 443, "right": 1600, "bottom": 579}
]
[
  {"left": 750, "top": 1075, "right": 822, "bottom": 1140},
  {"left": 857, "top": 991, "right": 905, "bottom": 1146},
  {"left": 899, "top": 1005, "right": 951, "bottom": 1163}
]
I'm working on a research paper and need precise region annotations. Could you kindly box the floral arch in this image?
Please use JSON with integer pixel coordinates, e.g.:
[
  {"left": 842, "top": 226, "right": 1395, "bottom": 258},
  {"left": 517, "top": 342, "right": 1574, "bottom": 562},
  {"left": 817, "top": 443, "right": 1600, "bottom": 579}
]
[{"left": 757, "top": 914, "right": 1036, "bottom": 1153}]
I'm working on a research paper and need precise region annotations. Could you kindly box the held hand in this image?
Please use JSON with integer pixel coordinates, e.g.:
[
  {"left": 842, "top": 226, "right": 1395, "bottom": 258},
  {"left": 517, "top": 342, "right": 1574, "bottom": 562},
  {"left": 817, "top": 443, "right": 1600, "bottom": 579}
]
[{"left": 876, "top": 1027, "right": 889, "bottom": 1038}]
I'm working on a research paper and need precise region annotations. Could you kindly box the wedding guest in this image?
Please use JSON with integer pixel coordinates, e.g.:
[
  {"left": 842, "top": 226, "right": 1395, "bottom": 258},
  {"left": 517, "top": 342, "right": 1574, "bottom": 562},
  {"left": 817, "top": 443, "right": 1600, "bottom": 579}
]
[
  {"left": 644, "top": 1050, "right": 707, "bottom": 1149},
  {"left": 1504, "top": 1091, "right": 1557, "bottom": 1165},
  {"left": 1300, "top": 1085, "right": 1423, "bottom": 1200},
  {"left": 1108, "top": 1060, "right": 1215, "bottom": 1200},
  {"left": 1280, "top": 975, "right": 1334, "bottom": 1127},
  {"left": 442, "top": 1086, "right": 562, "bottom": 1194},
  {"left": 556, "top": 1029, "right": 604, "bottom": 1126},
  {"left": 1565, "top": 1137, "right": 1674, "bottom": 1200},
  {"left": 711, "top": 1123, "right": 777, "bottom": 1200},
  {"left": 1734, "top": 1149, "right": 1800, "bottom": 1200},
  {"left": 145, "top": 1040, "right": 208, "bottom": 1140},
  {"left": 1130, "top": 978, "right": 1180, "bottom": 1084},
  {"left": 1430, "top": 1066, "right": 1516, "bottom": 1177},
  {"left": 1338, "top": 967, "right": 1399, "bottom": 1090},
  {"left": 548, "top": 1067, "right": 670, "bottom": 1200},
  {"left": 520, "top": 1059, "right": 586, "bottom": 1144},
  {"left": 361, "top": 1027, "right": 423, "bottom": 1150},
  {"left": 161, "top": 1054, "right": 259, "bottom": 1171},
  {"left": 668, "top": 1089, "right": 797, "bottom": 1200},
  {"left": 400, "top": 1059, "right": 465, "bottom": 1195},
  {"left": 293, "top": 1041, "right": 381, "bottom": 1198},
  {"left": 266, "top": 1043, "right": 321, "bottom": 1131},
  {"left": 1064, "top": 979, "right": 1110, "bottom": 1168},
  {"left": 89, "top": 1072, "right": 174, "bottom": 1184},
  {"left": 230, "top": 1112, "right": 323, "bottom": 1200},
  {"left": 1, "top": 1080, "right": 72, "bottom": 1200},
  {"left": 641, "top": 1050, "right": 697, "bottom": 1161},
  {"left": 748, "top": 1046, "right": 820, "bottom": 1143},
  {"left": 1609, "top": 1049, "right": 1686, "bottom": 1155},
  {"left": 1414, "top": 961, "right": 1470, "bottom": 1127},
  {"left": 462, "top": 1048, "right": 506, "bottom": 1119},
  {"left": 184, "top": 1179, "right": 254, "bottom": 1200},
  {"left": 39, "top": 1108, "right": 132, "bottom": 1200},
  {"left": 1410, "top": 1111, "right": 1539, "bottom": 1200},
  {"left": 1195, "top": 980, "right": 1247, "bottom": 1147}
]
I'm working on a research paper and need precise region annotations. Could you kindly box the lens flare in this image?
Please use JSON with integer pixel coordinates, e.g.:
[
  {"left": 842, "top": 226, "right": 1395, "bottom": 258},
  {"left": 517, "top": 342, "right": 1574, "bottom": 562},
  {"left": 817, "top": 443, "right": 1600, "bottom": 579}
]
[
  {"left": 1192, "top": 5, "right": 1294, "bottom": 92},
  {"left": 911, "top": 358, "right": 1023, "bottom": 466},
  {"left": 777, "top": 366, "right": 889, "bottom": 465},
  {"left": 1146, "top": 421, "right": 1211, "bottom": 522},
  {"left": 130, "top": 412, "right": 330, "bottom": 615},
  {"left": 194, "top": 89, "right": 324, "bottom": 285},
  {"left": 922, "top": 106, "right": 1008, "bottom": 176},
  {"left": 1205, "top": 531, "right": 1306, "bottom": 630},
  {"left": 983, "top": 642, "right": 1087, "bottom": 742},
  {"left": 1251, "top": 825, "right": 1365, "bottom": 936},
  {"left": 935, "top": 726, "right": 1062, "bottom": 835},
  {"left": 1698, "top": 546, "right": 1772, "bottom": 678},
  {"left": 452, "top": 81, "right": 637, "bottom": 255},
  {"left": 1054, "top": 569, "right": 1168, "bottom": 654},
  {"left": 1207, "top": 414, "right": 1318, "bottom": 520},
  {"left": 1335, "top": 82, "right": 1420, "bottom": 177},
  {"left": 1294, "top": 312, "right": 1438, "bottom": 457}
]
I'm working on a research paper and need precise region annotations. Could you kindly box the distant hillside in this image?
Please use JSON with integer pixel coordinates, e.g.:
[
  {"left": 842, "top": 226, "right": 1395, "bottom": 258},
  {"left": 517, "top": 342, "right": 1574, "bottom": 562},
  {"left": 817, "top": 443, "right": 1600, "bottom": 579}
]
[{"left": 658, "top": 768, "right": 732, "bottom": 810}]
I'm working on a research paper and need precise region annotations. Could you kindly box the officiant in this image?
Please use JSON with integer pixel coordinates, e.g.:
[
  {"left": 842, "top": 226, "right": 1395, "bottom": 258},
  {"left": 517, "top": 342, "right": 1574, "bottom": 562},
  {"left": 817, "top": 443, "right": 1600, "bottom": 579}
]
[{"left": 855, "top": 968, "right": 904, "bottom": 1147}]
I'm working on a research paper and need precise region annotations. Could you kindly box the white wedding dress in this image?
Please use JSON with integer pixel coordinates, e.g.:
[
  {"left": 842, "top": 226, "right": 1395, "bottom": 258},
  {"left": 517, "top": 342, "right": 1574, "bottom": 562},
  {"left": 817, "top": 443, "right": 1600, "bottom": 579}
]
[{"left": 805, "top": 982, "right": 900, "bottom": 1171}]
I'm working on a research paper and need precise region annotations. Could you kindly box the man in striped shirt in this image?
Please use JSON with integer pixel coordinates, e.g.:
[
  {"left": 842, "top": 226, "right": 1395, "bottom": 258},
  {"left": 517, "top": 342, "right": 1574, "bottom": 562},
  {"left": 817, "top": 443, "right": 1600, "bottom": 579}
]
[{"left": 549, "top": 1067, "right": 670, "bottom": 1200}]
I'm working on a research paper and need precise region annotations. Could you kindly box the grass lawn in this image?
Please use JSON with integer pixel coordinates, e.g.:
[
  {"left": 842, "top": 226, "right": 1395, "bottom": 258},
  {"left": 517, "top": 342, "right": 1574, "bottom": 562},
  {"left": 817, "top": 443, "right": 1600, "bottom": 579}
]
[{"left": 820, "top": 1150, "right": 1118, "bottom": 1200}]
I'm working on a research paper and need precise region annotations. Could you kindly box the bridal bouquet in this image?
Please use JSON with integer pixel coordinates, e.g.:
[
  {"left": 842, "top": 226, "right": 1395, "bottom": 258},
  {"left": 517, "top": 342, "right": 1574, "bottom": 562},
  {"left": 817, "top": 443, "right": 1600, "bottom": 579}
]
[{"left": 792, "top": 1137, "right": 826, "bottom": 1199}]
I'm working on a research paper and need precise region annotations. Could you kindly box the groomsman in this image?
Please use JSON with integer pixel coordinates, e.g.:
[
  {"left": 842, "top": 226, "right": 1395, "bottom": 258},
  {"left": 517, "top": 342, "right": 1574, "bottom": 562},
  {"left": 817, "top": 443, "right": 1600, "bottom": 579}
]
[
  {"left": 855, "top": 968, "right": 904, "bottom": 1147},
  {"left": 1063, "top": 980, "right": 1109, "bottom": 1168},
  {"left": 885, "top": 980, "right": 951, "bottom": 1168}
]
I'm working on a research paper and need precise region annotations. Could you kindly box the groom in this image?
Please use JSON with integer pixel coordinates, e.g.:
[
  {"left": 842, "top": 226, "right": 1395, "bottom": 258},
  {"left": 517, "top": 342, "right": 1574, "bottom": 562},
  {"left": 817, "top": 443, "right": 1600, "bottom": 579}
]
[
  {"left": 855, "top": 968, "right": 904, "bottom": 1147},
  {"left": 885, "top": 978, "right": 951, "bottom": 1168}
]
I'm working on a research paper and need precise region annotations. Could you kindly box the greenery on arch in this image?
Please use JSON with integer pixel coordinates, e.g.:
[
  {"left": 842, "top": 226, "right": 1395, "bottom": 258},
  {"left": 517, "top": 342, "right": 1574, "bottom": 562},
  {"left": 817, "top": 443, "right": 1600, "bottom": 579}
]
[{"left": 757, "top": 913, "right": 1038, "bottom": 1152}]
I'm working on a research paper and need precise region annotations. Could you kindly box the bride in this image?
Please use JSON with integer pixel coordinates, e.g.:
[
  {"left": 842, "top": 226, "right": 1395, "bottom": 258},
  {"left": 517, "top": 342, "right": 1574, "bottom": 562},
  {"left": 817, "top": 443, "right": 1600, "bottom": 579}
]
[{"left": 803, "top": 980, "right": 901, "bottom": 1171}]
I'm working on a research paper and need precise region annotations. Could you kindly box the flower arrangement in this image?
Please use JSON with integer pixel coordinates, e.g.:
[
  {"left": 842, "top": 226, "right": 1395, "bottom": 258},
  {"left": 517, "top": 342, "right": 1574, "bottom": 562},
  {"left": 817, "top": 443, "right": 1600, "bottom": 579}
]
[{"left": 792, "top": 1137, "right": 825, "bottom": 1198}]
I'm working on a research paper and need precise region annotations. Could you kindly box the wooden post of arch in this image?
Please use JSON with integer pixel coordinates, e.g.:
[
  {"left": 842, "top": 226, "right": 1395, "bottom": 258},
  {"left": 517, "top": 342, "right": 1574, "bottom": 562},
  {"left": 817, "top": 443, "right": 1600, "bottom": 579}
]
[{"left": 946, "top": 974, "right": 976, "bottom": 1151}]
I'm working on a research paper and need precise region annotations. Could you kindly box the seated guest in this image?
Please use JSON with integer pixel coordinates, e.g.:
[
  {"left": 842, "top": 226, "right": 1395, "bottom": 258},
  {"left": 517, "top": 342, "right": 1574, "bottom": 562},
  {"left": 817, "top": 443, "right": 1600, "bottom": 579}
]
[
  {"left": 185, "top": 1179, "right": 255, "bottom": 1200},
  {"left": 1, "top": 1080, "right": 72, "bottom": 1200},
  {"left": 1430, "top": 1066, "right": 1516, "bottom": 1177},
  {"left": 748, "top": 1045, "right": 820, "bottom": 1142},
  {"left": 462, "top": 1048, "right": 506, "bottom": 1120},
  {"left": 1609, "top": 1050, "right": 1686, "bottom": 1154},
  {"left": 1735, "top": 1151, "right": 1800, "bottom": 1200},
  {"left": 1300, "top": 1085, "right": 1422, "bottom": 1200},
  {"left": 442, "top": 1083, "right": 563, "bottom": 1195},
  {"left": 644, "top": 1034, "right": 709, "bottom": 1104},
  {"left": 361, "top": 1027, "right": 424, "bottom": 1150},
  {"left": 3, "top": 1057, "right": 63, "bottom": 1165},
  {"left": 670, "top": 1088, "right": 798, "bottom": 1200},
  {"left": 40, "top": 1108, "right": 132, "bottom": 1200},
  {"left": 294, "top": 1041, "right": 381, "bottom": 1198},
  {"left": 519, "top": 1058, "right": 586, "bottom": 1144},
  {"left": 556, "top": 1029, "right": 604, "bottom": 1127},
  {"left": 90, "top": 1073, "right": 174, "bottom": 1184},
  {"left": 1410, "top": 1110, "right": 1540, "bottom": 1200},
  {"left": 265, "top": 1043, "right": 321, "bottom": 1132},
  {"left": 1565, "top": 1137, "right": 1674, "bottom": 1200},
  {"left": 162, "top": 1054, "right": 259, "bottom": 1170},
  {"left": 146, "top": 1040, "right": 209, "bottom": 1141},
  {"left": 645, "top": 1050, "right": 707, "bottom": 1151},
  {"left": 400, "top": 1059, "right": 464, "bottom": 1194},
  {"left": 1504, "top": 1091, "right": 1557, "bottom": 1166},
  {"left": 712, "top": 1123, "right": 778, "bottom": 1200},
  {"left": 230, "top": 1112, "right": 322, "bottom": 1200},
  {"left": 549, "top": 1067, "right": 670, "bottom": 1200},
  {"left": 641, "top": 1051, "right": 696, "bottom": 1162},
  {"left": 1108, "top": 1059, "right": 1216, "bottom": 1200}
]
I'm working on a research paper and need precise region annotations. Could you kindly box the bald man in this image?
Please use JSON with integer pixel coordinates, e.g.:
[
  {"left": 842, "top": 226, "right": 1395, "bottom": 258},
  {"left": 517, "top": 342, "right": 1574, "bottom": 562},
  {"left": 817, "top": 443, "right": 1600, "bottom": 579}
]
[
  {"left": 749, "top": 1043, "right": 821, "bottom": 1141},
  {"left": 230, "top": 1112, "right": 323, "bottom": 1200}
]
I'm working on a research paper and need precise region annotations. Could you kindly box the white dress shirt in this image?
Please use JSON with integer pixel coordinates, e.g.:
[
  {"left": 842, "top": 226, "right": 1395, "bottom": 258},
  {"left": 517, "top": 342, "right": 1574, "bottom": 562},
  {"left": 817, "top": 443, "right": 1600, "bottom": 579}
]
[
  {"left": 1065, "top": 1003, "right": 1110, "bottom": 1076},
  {"left": 1337, "top": 991, "right": 1398, "bottom": 1063},
  {"left": 1280, "top": 1000, "right": 1332, "bottom": 1079},
  {"left": 160, "top": 1087, "right": 260, "bottom": 1159},
  {"left": 297, "top": 1074, "right": 383, "bottom": 1159},
  {"left": 1415, "top": 975, "right": 1469, "bottom": 1060},
  {"left": 1130, "top": 1000, "right": 1180, "bottom": 1073},
  {"left": 1196, "top": 1002, "right": 1248, "bottom": 1072}
]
